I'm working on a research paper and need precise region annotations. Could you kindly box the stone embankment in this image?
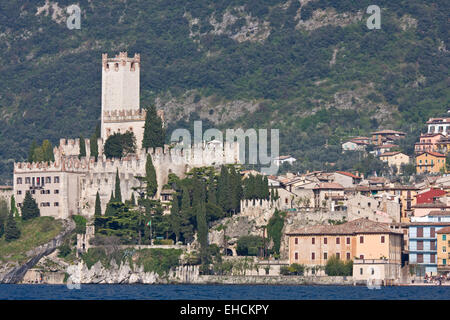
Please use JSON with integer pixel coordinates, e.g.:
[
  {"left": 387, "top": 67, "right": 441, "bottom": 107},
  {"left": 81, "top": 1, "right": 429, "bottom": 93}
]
[{"left": 0, "top": 219, "right": 75, "bottom": 284}]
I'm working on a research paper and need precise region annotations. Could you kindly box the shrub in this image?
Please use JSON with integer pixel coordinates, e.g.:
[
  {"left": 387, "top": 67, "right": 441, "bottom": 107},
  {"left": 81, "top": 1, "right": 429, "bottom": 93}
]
[
  {"left": 72, "top": 215, "right": 87, "bottom": 234},
  {"left": 236, "top": 235, "right": 264, "bottom": 256},
  {"left": 58, "top": 243, "right": 72, "bottom": 258},
  {"left": 325, "top": 255, "right": 353, "bottom": 276}
]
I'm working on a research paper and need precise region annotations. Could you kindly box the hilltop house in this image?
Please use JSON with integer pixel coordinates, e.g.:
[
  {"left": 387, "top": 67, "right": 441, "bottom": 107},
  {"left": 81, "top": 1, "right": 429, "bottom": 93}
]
[
  {"left": 415, "top": 151, "right": 446, "bottom": 174},
  {"left": 378, "top": 152, "right": 410, "bottom": 171}
]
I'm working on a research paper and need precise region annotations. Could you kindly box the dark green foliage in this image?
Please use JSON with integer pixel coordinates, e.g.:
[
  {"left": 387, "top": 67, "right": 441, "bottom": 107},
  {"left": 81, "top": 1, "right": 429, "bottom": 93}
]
[
  {"left": 280, "top": 263, "right": 305, "bottom": 276},
  {"left": 267, "top": 209, "right": 286, "bottom": 255},
  {"left": 79, "top": 135, "right": 86, "bottom": 159},
  {"left": 27, "top": 140, "right": 54, "bottom": 163},
  {"left": 104, "top": 131, "right": 136, "bottom": 159},
  {"left": 236, "top": 235, "right": 264, "bottom": 256},
  {"left": 0, "top": 199, "right": 9, "bottom": 238},
  {"left": 89, "top": 124, "right": 100, "bottom": 161},
  {"left": 114, "top": 169, "right": 122, "bottom": 203},
  {"left": 94, "top": 191, "right": 102, "bottom": 216},
  {"left": 135, "top": 248, "right": 182, "bottom": 275},
  {"left": 5, "top": 211, "right": 20, "bottom": 242},
  {"left": 325, "top": 255, "right": 353, "bottom": 276},
  {"left": 0, "top": 1, "right": 447, "bottom": 184},
  {"left": 72, "top": 215, "right": 87, "bottom": 234},
  {"left": 21, "top": 191, "right": 40, "bottom": 220},
  {"left": 142, "top": 105, "right": 165, "bottom": 151},
  {"left": 58, "top": 243, "right": 72, "bottom": 258},
  {"left": 169, "top": 193, "right": 181, "bottom": 243},
  {"left": 10, "top": 195, "right": 18, "bottom": 218},
  {"left": 130, "top": 192, "right": 136, "bottom": 206},
  {"left": 145, "top": 155, "right": 158, "bottom": 198},
  {"left": 243, "top": 174, "right": 269, "bottom": 200}
]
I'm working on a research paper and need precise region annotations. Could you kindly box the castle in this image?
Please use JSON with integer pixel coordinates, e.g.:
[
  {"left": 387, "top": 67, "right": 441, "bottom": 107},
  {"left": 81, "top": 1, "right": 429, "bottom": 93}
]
[{"left": 13, "top": 52, "right": 239, "bottom": 219}]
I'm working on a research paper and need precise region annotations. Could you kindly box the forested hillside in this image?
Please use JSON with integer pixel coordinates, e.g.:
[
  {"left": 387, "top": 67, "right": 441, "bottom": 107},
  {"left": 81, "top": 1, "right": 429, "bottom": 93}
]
[{"left": 0, "top": 0, "right": 448, "bottom": 183}]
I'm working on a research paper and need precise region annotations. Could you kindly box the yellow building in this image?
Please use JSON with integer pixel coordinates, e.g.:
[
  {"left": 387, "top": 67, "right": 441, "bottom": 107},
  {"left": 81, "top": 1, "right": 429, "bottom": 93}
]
[
  {"left": 437, "top": 227, "right": 450, "bottom": 274},
  {"left": 287, "top": 218, "right": 403, "bottom": 267},
  {"left": 379, "top": 152, "right": 410, "bottom": 171},
  {"left": 416, "top": 151, "right": 446, "bottom": 174}
]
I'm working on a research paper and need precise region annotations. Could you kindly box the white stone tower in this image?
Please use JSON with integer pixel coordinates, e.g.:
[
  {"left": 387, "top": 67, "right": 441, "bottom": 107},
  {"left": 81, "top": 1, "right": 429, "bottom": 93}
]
[{"left": 101, "top": 52, "right": 146, "bottom": 144}]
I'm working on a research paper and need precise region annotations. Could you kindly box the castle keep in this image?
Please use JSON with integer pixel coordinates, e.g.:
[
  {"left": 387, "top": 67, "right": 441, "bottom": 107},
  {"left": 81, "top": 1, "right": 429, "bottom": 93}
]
[{"left": 13, "top": 52, "right": 239, "bottom": 219}]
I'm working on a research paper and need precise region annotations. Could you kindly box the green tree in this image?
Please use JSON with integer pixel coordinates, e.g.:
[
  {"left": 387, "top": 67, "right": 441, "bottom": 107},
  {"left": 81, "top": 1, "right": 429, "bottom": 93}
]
[
  {"left": 21, "top": 191, "right": 40, "bottom": 220},
  {"left": 10, "top": 195, "right": 19, "bottom": 218},
  {"left": 104, "top": 131, "right": 137, "bottom": 159},
  {"left": 5, "top": 210, "right": 20, "bottom": 242},
  {"left": 79, "top": 135, "right": 86, "bottom": 159},
  {"left": 170, "top": 193, "right": 181, "bottom": 243},
  {"left": 0, "top": 199, "right": 8, "bottom": 238},
  {"left": 90, "top": 124, "right": 100, "bottom": 161},
  {"left": 42, "top": 140, "right": 54, "bottom": 162},
  {"left": 145, "top": 154, "right": 158, "bottom": 198},
  {"left": 267, "top": 209, "right": 285, "bottom": 255},
  {"left": 114, "top": 169, "right": 122, "bottom": 203},
  {"left": 28, "top": 140, "right": 37, "bottom": 163},
  {"left": 94, "top": 191, "right": 102, "bottom": 217},
  {"left": 142, "top": 105, "right": 165, "bottom": 151}
]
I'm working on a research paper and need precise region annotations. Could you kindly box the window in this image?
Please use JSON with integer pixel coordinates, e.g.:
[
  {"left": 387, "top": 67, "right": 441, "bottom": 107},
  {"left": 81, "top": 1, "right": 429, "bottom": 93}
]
[
  {"left": 54, "top": 176, "right": 60, "bottom": 183},
  {"left": 16, "top": 177, "right": 22, "bottom": 184},
  {"left": 417, "top": 254, "right": 423, "bottom": 263},
  {"left": 17, "top": 190, "right": 22, "bottom": 195},
  {"left": 324, "top": 252, "right": 328, "bottom": 260},
  {"left": 324, "top": 237, "right": 327, "bottom": 245},
  {"left": 360, "top": 268, "right": 363, "bottom": 275},
  {"left": 25, "top": 177, "right": 30, "bottom": 184},
  {"left": 294, "top": 252, "right": 298, "bottom": 260},
  {"left": 431, "top": 241, "right": 436, "bottom": 250},
  {"left": 295, "top": 238, "right": 298, "bottom": 245},
  {"left": 336, "top": 253, "right": 340, "bottom": 260},
  {"left": 444, "top": 235, "right": 447, "bottom": 241},
  {"left": 46, "top": 177, "right": 52, "bottom": 183},
  {"left": 430, "top": 228, "right": 436, "bottom": 238},
  {"left": 346, "top": 237, "right": 350, "bottom": 245},
  {"left": 360, "top": 255, "right": 364, "bottom": 259},
  {"left": 312, "top": 238, "right": 315, "bottom": 245},
  {"left": 444, "top": 259, "right": 447, "bottom": 265},
  {"left": 311, "top": 252, "right": 315, "bottom": 260},
  {"left": 360, "top": 236, "right": 364, "bottom": 244},
  {"left": 443, "top": 246, "right": 446, "bottom": 253},
  {"left": 54, "top": 190, "right": 59, "bottom": 194},
  {"left": 417, "top": 228, "right": 423, "bottom": 238},
  {"left": 430, "top": 254, "right": 436, "bottom": 263},
  {"left": 54, "top": 202, "right": 59, "bottom": 207},
  {"left": 31, "top": 190, "right": 35, "bottom": 194},
  {"left": 417, "top": 240, "right": 423, "bottom": 250},
  {"left": 346, "top": 252, "right": 351, "bottom": 260},
  {"left": 381, "top": 236, "right": 385, "bottom": 243},
  {"left": 336, "top": 237, "right": 340, "bottom": 244}
]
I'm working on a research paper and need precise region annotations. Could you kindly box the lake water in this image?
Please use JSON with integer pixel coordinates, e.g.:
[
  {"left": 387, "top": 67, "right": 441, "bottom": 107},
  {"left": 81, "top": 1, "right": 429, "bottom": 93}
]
[{"left": 0, "top": 284, "right": 449, "bottom": 300}]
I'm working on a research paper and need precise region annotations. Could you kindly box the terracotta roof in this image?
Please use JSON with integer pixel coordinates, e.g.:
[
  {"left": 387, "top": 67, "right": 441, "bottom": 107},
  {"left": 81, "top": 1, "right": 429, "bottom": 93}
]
[
  {"left": 415, "top": 188, "right": 447, "bottom": 204},
  {"left": 287, "top": 218, "right": 402, "bottom": 236},
  {"left": 437, "top": 227, "right": 450, "bottom": 234},
  {"left": 313, "top": 182, "right": 344, "bottom": 190},
  {"left": 427, "top": 211, "right": 450, "bottom": 216},
  {"left": 374, "top": 144, "right": 398, "bottom": 149},
  {"left": 416, "top": 151, "right": 446, "bottom": 157},
  {"left": 379, "top": 151, "right": 406, "bottom": 157},
  {"left": 335, "top": 171, "right": 361, "bottom": 179},
  {"left": 372, "top": 130, "right": 406, "bottom": 135},
  {"left": 0, "top": 186, "right": 12, "bottom": 190},
  {"left": 276, "top": 155, "right": 295, "bottom": 160}
]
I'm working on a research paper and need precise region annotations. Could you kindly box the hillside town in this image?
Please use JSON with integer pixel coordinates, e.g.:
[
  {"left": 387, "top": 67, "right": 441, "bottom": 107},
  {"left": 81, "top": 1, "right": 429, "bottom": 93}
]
[{"left": 1, "top": 53, "right": 449, "bottom": 288}]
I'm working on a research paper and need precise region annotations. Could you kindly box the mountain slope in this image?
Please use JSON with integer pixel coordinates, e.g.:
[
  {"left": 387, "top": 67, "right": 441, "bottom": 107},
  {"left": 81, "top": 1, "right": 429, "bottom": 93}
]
[{"left": 0, "top": 0, "right": 448, "bottom": 183}]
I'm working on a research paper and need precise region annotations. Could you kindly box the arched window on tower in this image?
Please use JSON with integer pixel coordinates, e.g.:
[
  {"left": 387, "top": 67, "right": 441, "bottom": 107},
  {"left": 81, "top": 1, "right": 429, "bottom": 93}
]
[{"left": 130, "top": 62, "right": 135, "bottom": 71}]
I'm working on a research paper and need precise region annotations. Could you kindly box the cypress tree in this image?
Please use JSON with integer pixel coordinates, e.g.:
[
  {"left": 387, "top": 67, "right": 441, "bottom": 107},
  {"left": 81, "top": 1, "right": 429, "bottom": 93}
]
[
  {"left": 114, "top": 169, "right": 122, "bottom": 203},
  {"left": 217, "top": 166, "right": 229, "bottom": 212},
  {"left": 42, "top": 140, "right": 54, "bottom": 162},
  {"left": 263, "top": 176, "right": 270, "bottom": 200},
  {"left": 94, "top": 191, "right": 102, "bottom": 216},
  {"left": 105, "top": 191, "right": 115, "bottom": 216},
  {"left": 145, "top": 154, "right": 158, "bottom": 198},
  {"left": 170, "top": 193, "right": 181, "bottom": 243},
  {"left": 142, "top": 105, "right": 165, "bottom": 151},
  {"left": 10, "top": 195, "right": 19, "bottom": 218},
  {"left": 130, "top": 193, "right": 136, "bottom": 206},
  {"left": 5, "top": 210, "right": 20, "bottom": 242},
  {"left": 21, "top": 191, "right": 40, "bottom": 220},
  {"left": 28, "top": 140, "right": 37, "bottom": 163},
  {"left": 180, "top": 187, "right": 193, "bottom": 244},
  {"left": 79, "top": 135, "right": 86, "bottom": 159},
  {"left": 196, "top": 201, "right": 208, "bottom": 265},
  {"left": 0, "top": 199, "right": 8, "bottom": 238}
]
